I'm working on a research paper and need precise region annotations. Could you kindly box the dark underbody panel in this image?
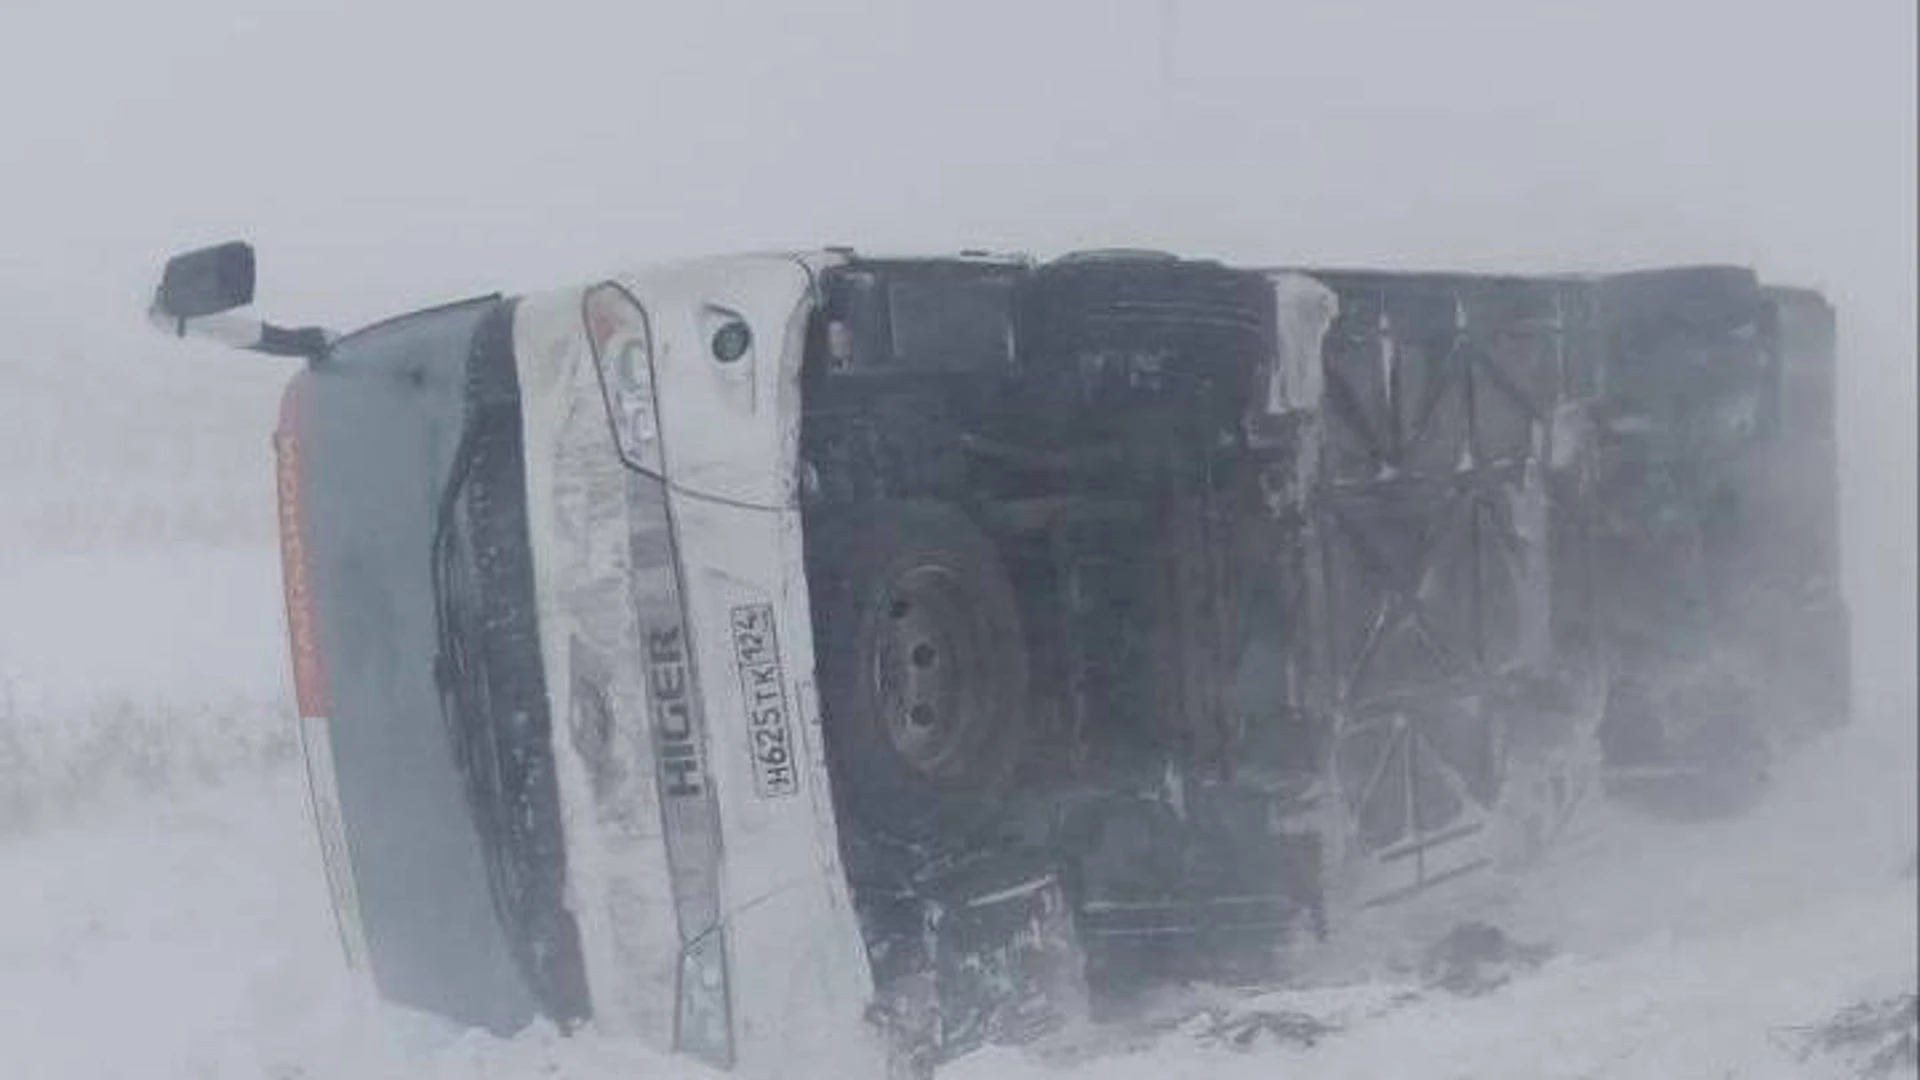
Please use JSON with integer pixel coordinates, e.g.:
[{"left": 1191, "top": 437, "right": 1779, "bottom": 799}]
[{"left": 793, "top": 254, "right": 1846, "bottom": 1056}]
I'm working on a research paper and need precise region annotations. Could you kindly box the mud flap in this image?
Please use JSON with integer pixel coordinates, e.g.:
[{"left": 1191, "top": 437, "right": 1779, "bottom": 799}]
[
  {"left": 1600, "top": 674, "right": 1774, "bottom": 821},
  {"left": 1067, "top": 790, "right": 1327, "bottom": 1002},
  {"left": 865, "top": 856, "right": 1089, "bottom": 1077}
]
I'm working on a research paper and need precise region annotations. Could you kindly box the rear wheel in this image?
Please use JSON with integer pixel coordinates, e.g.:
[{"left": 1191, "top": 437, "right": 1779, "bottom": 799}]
[{"left": 811, "top": 501, "right": 1029, "bottom": 851}]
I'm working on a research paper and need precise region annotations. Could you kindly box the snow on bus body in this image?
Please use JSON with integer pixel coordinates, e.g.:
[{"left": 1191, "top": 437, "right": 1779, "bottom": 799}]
[{"left": 510, "top": 253, "right": 888, "bottom": 1078}]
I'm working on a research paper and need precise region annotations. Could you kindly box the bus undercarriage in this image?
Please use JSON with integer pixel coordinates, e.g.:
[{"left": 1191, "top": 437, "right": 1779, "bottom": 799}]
[{"left": 149, "top": 244, "right": 1848, "bottom": 1078}]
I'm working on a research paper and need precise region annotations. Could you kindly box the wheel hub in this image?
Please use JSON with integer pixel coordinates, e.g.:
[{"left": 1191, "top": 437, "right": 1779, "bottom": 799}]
[{"left": 870, "top": 565, "right": 992, "bottom": 782}]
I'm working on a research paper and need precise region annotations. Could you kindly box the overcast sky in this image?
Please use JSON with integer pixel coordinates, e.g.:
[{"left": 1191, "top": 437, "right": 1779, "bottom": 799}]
[{"left": 1, "top": 0, "right": 1913, "bottom": 698}]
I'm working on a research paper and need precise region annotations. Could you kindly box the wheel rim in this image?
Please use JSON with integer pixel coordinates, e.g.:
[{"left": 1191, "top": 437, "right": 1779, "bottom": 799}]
[{"left": 866, "top": 563, "right": 997, "bottom": 783}]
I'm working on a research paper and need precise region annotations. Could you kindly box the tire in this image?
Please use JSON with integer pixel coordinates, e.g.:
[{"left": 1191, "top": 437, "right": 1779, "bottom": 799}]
[{"left": 811, "top": 501, "right": 1029, "bottom": 850}]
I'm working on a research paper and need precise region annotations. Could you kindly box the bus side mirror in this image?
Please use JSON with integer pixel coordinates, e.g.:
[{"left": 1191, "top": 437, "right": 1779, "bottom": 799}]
[{"left": 154, "top": 241, "right": 256, "bottom": 320}]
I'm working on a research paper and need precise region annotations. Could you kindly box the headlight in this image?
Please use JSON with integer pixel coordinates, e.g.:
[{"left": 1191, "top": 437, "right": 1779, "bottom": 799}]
[
  {"left": 709, "top": 317, "right": 752, "bottom": 364},
  {"left": 584, "top": 282, "right": 663, "bottom": 474},
  {"left": 677, "top": 929, "right": 735, "bottom": 1069}
]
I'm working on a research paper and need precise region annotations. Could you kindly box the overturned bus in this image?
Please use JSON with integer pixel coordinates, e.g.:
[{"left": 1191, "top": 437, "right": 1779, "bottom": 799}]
[{"left": 150, "top": 244, "right": 1847, "bottom": 1078}]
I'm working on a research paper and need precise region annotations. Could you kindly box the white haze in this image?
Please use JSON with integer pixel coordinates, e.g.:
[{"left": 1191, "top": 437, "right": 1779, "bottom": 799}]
[
  {"left": 0, "top": 1, "right": 1912, "bottom": 1077},
  {"left": 2, "top": 0, "right": 1911, "bottom": 708}
]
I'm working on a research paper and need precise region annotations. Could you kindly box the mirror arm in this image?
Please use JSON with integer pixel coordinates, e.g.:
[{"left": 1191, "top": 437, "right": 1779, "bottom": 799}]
[
  {"left": 256, "top": 322, "right": 336, "bottom": 359},
  {"left": 149, "top": 307, "right": 336, "bottom": 362}
]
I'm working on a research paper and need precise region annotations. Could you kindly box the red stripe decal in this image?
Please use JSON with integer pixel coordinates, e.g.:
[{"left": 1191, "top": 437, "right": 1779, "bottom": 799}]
[{"left": 276, "top": 375, "right": 328, "bottom": 718}]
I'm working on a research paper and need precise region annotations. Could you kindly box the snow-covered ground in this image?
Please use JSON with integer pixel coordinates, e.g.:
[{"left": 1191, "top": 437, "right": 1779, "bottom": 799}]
[
  {"left": 1, "top": 540, "right": 1912, "bottom": 1080},
  {"left": 952, "top": 709, "right": 1917, "bottom": 1080}
]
